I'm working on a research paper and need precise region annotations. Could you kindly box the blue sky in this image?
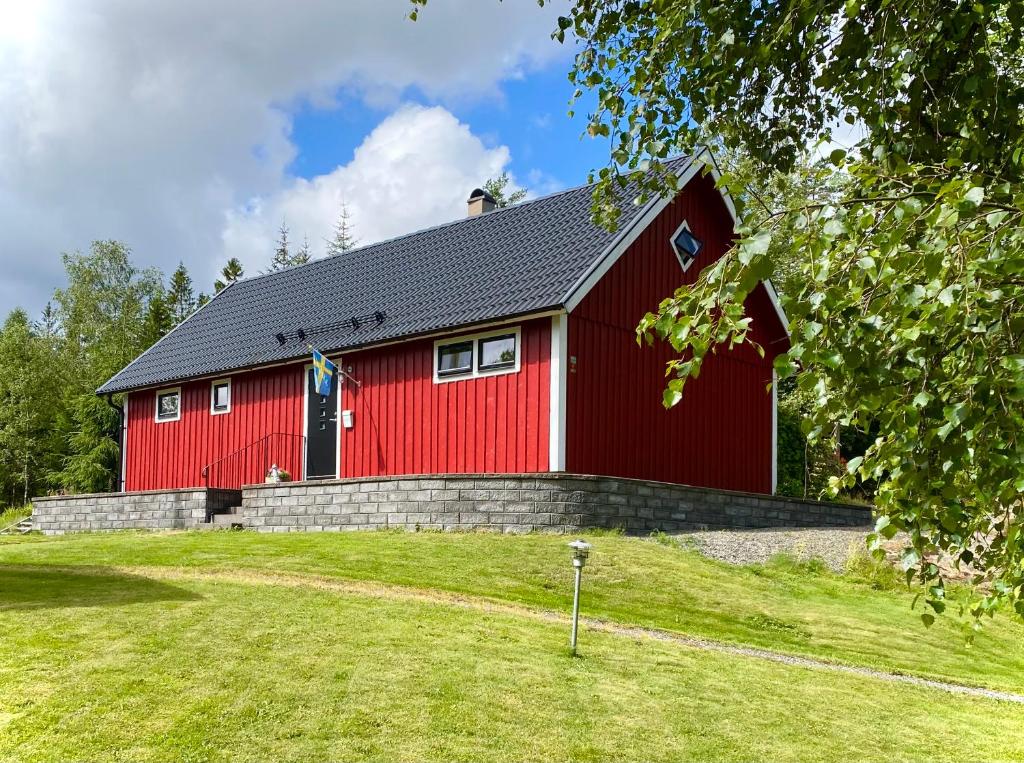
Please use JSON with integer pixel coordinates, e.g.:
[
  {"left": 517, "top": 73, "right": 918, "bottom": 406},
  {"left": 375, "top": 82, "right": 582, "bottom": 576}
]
[
  {"left": 289, "top": 64, "right": 607, "bottom": 196},
  {"left": 0, "top": 1, "right": 617, "bottom": 318}
]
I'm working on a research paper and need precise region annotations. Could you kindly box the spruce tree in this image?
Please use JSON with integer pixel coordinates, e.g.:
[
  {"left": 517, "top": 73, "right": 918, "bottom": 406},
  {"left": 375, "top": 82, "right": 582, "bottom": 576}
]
[
  {"left": 269, "top": 220, "right": 292, "bottom": 271},
  {"left": 295, "top": 234, "right": 312, "bottom": 265},
  {"left": 167, "top": 262, "right": 196, "bottom": 323},
  {"left": 325, "top": 201, "right": 358, "bottom": 255}
]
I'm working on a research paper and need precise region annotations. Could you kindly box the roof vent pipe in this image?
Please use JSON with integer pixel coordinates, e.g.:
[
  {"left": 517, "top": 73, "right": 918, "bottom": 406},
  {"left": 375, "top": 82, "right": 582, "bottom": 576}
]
[{"left": 467, "top": 188, "right": 497, "bottom": 217}]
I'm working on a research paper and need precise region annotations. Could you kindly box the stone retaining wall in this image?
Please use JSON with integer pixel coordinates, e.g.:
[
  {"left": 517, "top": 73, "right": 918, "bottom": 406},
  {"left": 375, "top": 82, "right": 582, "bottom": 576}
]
[
  {"left": 240, "top": 473, "right": 871, "bottom": 533},
  {"left": 33, "top": 488, "right": 240, "bottom": 534}
]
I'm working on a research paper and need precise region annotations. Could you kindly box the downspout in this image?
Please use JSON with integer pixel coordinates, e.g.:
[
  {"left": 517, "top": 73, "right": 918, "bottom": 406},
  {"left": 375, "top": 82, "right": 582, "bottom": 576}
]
[{"left": 104, "top": 393, "right": 125, "bottom": 493}]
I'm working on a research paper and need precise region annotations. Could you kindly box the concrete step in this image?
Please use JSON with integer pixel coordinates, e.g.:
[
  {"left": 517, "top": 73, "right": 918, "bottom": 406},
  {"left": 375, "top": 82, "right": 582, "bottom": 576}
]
[
  {"left": 210, "top": 508, "right": 246, "bottom": 529},
  {"left": 0, "top": 517, "right": 32, "bottom": 535}
]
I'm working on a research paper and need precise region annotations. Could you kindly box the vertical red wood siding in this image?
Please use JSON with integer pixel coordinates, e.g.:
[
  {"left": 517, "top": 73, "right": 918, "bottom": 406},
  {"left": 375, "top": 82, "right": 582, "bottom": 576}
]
[
  {"left": 124, "top": 364, "right": 305, "bottom": 491},
  {"left": 566, "top": 173, "right": 788, "bottom": 493},
  {"left": 339, "top": 318, "right": 551, "bottom": 477}
]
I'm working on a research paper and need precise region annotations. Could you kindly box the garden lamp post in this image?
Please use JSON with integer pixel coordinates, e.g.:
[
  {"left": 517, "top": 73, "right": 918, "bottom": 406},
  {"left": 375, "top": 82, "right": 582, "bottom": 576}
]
[{"left": 568, "top": 539, "right": 591, "bottom": 655}]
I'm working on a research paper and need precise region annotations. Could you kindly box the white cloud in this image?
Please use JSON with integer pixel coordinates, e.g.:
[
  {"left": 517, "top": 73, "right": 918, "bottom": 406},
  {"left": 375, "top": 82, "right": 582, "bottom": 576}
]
[
  {"left": 0, "top": 0, "right": 564, "bottom": 314},
  {"left": 222, "top": 104, "right": 513, "bottom": 268}
]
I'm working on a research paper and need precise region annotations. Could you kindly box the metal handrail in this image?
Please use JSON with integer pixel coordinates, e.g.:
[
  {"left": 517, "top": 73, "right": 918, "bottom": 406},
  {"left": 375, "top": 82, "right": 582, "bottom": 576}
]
[{"left": 201, "top": 432, "right": 305, "bottom": 491}]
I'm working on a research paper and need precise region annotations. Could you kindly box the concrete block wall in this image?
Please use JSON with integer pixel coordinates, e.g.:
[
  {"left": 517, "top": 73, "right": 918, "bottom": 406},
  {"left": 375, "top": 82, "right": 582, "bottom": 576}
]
[
  {"left": 239, "top": 474, "right": 872, "bottom": 533},
  {"left": 32, "top": 488, "right": 241, "bottom": 534}
]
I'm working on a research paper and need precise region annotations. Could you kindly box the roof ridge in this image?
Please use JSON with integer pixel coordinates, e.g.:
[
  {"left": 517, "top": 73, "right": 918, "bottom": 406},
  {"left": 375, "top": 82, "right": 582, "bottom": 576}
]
[
  {"left": 225, "top": 158, "right": 692, "bottom": 290},
  {"left": 230, "top": 179, "right": 599, "bottom": 288}
]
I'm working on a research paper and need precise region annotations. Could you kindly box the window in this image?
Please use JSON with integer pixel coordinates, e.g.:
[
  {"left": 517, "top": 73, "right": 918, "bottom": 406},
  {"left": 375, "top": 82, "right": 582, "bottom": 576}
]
[
  {"left": 155, "top": 387, "right": 181, "bottom": 422},
  {"left": 210, "top": 379, "right": 231, "bottom": 414},
  {"left": 670, "top": 221, "right": 704, "bottom": 271},
  {"left": 478, "top": 333, "right": 516, "bottom": 371},
  {"left": 434, "top": 327, "right": 521, "bottom": 383},
  {"left": 437, "top": 340, "right": 473, "bottom": 377}
]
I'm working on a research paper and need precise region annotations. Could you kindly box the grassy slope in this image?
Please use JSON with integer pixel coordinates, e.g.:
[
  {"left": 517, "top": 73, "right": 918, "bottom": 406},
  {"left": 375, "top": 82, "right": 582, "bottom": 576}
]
[
  {"left": 1, "top": 563, "right": 1022, "bottom": 762},
  {"left": 2, "top": 530, "right": 1023, "bottom": 694}
]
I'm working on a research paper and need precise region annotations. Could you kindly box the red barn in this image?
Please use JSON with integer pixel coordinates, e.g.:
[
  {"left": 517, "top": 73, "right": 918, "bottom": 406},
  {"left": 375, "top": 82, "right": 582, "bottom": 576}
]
[{"left": 99, "top": 152, "right": 789, "bottom": 496}]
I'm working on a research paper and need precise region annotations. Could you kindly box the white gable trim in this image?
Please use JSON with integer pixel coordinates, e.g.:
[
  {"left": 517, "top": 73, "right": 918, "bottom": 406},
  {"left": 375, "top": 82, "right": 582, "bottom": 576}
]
[
  {"left": 562, "top": 150, "right": 711, "bottom": 313},
  {"left": 702, "top": 154, "right": 790, "bottom": 335},
  {"left": 562, "top": 149, "right": 790, "bottom": 338}
]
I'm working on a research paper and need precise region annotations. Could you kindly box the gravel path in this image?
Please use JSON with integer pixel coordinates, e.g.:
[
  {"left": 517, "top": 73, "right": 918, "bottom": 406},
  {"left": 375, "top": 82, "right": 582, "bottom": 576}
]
[{"left": 676, "top": 526, "right": 874, "bottom": 571}]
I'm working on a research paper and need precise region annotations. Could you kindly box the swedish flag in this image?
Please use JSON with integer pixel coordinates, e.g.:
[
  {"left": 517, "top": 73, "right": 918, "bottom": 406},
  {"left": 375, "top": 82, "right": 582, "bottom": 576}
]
[{"left": 312, "top": 349, "right": 336, "bottom": 397}]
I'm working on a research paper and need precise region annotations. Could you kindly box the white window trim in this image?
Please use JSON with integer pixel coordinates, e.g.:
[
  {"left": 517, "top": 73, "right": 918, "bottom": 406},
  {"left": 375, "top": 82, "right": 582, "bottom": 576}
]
[
  {"left": 433, "top": 325, "right": 522, "bottom": 384},
  {"left": 210, "top": 378, "right": 232, "bottom": 415},
  {"left": 670, "top": 219, "right": 702, "bottom": 272},
  {"left": 154, "top": 386, "right": 181, "bottom": 423}
]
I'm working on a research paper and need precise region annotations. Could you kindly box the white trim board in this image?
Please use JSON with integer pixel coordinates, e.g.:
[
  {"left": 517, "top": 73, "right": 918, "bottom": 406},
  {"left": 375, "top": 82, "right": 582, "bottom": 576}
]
[
  {"left": 548, "top": 313, "right": 568, "bottom": 471},
  {"left": 109, "top": 312, "right": 558, "bottom": 397},
  {"left": 561, "top": 150, "right": 712, "bottom": 313},
  {"left": 561, "top": 149, "right": 790, "bottom": 339}
]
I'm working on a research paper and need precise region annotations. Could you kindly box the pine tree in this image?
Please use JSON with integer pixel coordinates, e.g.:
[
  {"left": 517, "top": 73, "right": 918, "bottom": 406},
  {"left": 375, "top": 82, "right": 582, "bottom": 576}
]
[
  {"left": 482, "top": 173, "right": 527, "bottom": 208},
  {"left": 167, "top": 262, "right": 196, "bottom": 323},
  {"left": 295, "top": 235, "right": 312, "bottom": 265},
  {"left": 214, "top": 258, "right": 244, "bottom": 292},
  {"left": 325, "top": 201, "right": 358, "bottom": 255},
  {"left": 269, "top": 220, "right": 292, "bottom": 271}
]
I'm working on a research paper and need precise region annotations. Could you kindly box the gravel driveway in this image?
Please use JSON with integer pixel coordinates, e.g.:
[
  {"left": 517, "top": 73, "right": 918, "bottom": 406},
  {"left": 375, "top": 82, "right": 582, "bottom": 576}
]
[{"left": 675, "top": 526, "right": 874, "bottom": 571}]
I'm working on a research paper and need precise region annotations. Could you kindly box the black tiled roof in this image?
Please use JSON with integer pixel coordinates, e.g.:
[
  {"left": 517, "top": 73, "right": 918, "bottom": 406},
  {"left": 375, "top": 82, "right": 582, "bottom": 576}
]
[{"left": 99, "top": 157, "right": 694, "bottom": 394}]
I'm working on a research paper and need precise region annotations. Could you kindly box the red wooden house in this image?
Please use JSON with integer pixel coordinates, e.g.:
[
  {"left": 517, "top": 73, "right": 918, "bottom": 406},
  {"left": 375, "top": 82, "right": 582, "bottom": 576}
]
[{"left": 99, "top": 152, "right": 789, "bottom": 495}]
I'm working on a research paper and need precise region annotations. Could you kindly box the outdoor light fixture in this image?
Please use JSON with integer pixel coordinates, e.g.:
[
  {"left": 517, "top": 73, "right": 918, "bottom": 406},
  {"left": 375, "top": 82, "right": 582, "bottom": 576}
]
[{"left": 568, "top": 539, "right": 591, "bottom": 655}]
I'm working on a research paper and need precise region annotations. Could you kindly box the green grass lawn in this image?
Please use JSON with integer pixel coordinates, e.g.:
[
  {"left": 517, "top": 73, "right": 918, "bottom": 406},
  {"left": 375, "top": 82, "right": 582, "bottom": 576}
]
[{"left": 1, "top": 530, "right": 1023, "bottom": 761}]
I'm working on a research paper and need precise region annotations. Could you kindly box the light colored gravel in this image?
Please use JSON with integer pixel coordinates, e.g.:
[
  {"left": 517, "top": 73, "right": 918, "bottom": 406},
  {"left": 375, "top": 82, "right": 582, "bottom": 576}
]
[{"left": 675, "top": 526, "right": 874, "bottom": 571}]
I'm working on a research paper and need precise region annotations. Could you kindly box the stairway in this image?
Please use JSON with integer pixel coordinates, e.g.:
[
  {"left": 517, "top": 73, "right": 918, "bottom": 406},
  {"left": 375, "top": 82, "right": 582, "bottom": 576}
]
[
  {"left": 0, "top": 516, "right": 33, "bottom": 535},
  {"left": 209, "top": 507, "right": 246, "bottom": 529}
]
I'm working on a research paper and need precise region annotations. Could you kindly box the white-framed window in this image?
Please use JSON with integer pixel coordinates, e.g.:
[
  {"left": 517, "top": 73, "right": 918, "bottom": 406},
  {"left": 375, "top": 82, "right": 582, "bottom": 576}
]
[
  {"left": 670, "top": 220, "right": 704, "bottom": 272},
  {"left": 210, "top": 379, "right": 231, "bottom": 415},
  {"left": 433, "top": 326, "right": 521, "bottom": 383},
  {"left": 154, "top": 387, "right": 181, "bottom": 423}
]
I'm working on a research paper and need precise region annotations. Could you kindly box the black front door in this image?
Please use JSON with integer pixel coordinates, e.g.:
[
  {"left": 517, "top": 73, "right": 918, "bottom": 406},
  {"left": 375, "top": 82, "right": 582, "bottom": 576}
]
[{"left": 306, "top": 367, "right": 338, "bottom": 479}]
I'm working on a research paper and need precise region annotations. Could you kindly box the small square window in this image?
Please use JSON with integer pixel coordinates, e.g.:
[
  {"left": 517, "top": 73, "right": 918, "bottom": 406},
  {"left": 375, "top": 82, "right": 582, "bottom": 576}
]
[
  {"left": 211, "top": 381, "right": 231, "bottom": 413},
  {"left": 671, "top": 223, "right": 704, "bottom": 271},
  {"left": 437, "top": 340, "right": 473, "bottom": 377},
  {"left": 156, "top": 389, "right": 180, "bottom": 422},
  {"left": 478, "top": 334, "right": 516, "bottom": 371}
]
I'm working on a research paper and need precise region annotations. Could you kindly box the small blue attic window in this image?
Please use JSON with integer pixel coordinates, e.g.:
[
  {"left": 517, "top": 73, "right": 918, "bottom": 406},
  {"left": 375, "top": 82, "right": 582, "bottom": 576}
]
[{"left": 671, "top": 223, "right": 704, "bottom": 271}]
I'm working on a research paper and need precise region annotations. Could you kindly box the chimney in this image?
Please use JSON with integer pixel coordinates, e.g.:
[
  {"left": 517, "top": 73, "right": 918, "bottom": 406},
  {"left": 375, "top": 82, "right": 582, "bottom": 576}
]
[{"left": 467, "top": 188, "right": 497, "bottom": 217}]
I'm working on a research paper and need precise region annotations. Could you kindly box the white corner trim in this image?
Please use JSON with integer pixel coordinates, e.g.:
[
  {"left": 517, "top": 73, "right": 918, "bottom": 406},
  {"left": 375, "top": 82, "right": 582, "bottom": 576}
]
[
  {"left": 562, "top": 149, "right": 712, "bottom": 313},
  {"left": 763, "top": 279, "right": 791, "bottom": 338},
  {"left": 153, "top": 386, "right": 181, "bottom": 423},
  {"left": 548, "top": 313, "right": 568, "bottom": 472},
  {"left": 432, "top": 325, "right": 522, "bottom": 384},
  {"left": 771, "top": 368, "right": 779, "bottom": 495},
  {"left": 704, "top": 152, "right": 791, "bottom": 338},
  {"left": 209, "top": 378, "right": 232, "bottom": 415}
]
